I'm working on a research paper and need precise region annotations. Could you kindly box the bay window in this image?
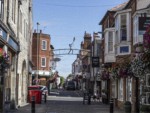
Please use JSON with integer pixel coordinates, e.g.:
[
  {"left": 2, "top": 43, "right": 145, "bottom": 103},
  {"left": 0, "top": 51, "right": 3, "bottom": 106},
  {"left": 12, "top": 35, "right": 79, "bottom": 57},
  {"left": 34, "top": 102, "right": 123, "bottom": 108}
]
[
  {"left": 120, "top": 14, "right": 127, "bottom": 41},
  {"left": 108, "top": 31, "right": 113, "bottom": 52}
]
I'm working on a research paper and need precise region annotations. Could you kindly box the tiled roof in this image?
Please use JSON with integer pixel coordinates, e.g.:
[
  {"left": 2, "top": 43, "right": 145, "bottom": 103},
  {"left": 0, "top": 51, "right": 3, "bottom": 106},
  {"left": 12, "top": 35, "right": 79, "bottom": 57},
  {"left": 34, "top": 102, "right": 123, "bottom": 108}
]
[
  {"left": 109, "top": 1, "right": 129, "bottom": 11},
  {"left": 99, "top": 1, "right": 129, "bottom": 25}
]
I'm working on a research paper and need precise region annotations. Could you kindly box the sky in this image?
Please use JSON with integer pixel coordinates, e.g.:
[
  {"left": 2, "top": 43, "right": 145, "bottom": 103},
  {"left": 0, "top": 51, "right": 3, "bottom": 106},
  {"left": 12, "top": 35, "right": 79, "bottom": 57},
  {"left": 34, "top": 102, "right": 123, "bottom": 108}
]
[{"left": 33, "top": 0, "right": 128, "bottom": 78}]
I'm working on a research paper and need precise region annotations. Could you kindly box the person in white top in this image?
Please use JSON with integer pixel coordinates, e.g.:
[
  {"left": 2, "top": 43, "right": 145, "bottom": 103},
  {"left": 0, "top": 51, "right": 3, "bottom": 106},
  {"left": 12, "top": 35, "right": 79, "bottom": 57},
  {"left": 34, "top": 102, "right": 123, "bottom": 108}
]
[{"left": 54, "top": 71, "right": 61, "bottom": 89}]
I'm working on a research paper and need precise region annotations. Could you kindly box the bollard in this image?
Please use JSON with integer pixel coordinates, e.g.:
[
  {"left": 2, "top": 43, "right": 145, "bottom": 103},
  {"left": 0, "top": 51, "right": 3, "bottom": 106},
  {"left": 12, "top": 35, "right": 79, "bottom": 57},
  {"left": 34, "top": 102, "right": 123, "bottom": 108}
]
[
  {"left": 44, "top": 93, "right": 47, "bottom": 103},
  {"left": 110, "top": 98, "right": 114, "bottom": 113},
  {"left": 83, "top": 93, "right": 85, "bottom": 104},
  {"left": 88, "top": 94, "right": 91, "bottom": 105},
  {"left": 31, "top": 96, "right": 35, "bottom": 113}
]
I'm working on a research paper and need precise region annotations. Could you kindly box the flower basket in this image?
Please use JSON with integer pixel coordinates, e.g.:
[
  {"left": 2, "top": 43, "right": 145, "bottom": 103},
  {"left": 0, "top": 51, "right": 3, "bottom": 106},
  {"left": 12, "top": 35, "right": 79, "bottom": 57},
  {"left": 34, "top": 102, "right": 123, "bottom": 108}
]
[
  {"left": 111, "top": 62, "right": 133, "bottom": 79},
  {"left": 135, "top": 45, "right": 144, "bottom": 53},
  {"left": 0, "top": 48, "right": 9, "bottom": 70}
]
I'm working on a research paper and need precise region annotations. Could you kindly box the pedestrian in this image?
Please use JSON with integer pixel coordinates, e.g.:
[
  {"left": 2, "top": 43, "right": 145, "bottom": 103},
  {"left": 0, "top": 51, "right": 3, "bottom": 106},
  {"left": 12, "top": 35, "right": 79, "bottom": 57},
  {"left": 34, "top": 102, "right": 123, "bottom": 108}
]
[{"left": 54, "top": 71, "right": 60, "bottom": 89}]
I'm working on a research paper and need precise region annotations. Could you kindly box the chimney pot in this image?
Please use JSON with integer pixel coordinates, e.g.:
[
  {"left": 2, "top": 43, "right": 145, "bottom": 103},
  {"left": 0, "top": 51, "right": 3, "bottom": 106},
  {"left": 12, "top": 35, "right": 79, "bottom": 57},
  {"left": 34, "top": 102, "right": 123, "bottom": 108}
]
[{"left": 40, "top": 30, "right": 42, "bottom": 33}]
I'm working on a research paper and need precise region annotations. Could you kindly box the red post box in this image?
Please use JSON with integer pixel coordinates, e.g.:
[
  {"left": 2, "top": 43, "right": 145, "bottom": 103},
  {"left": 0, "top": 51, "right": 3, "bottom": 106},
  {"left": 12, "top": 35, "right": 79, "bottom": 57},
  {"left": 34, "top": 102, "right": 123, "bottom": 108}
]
[{"left": 28, "top": 85, "right": 42, "bottom": 104}]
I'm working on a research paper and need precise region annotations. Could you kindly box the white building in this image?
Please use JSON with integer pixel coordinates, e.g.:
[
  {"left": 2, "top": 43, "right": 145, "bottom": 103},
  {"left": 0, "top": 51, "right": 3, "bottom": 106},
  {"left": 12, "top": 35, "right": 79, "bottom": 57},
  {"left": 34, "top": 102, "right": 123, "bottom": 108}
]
[{"left": 0, "top": 0, "right": 33, "bottom": 109}]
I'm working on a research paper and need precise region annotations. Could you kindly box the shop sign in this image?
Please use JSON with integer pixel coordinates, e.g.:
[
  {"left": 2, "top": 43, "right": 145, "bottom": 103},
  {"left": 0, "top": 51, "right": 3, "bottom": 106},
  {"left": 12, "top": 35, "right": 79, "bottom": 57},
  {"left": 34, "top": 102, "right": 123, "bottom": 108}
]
[
  {"left": 92, "top": 57, "right": 99, "bottom": 67},
  {"left": 139, "top": 17, "right": 150, "bottom": 35}
]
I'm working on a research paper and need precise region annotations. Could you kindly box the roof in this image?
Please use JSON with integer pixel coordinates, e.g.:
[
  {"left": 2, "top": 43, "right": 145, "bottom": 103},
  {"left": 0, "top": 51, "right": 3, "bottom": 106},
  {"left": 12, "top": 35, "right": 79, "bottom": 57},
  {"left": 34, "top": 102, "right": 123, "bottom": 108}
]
[
  {"left": 99, "top": 2, "right": 128, "bottom": 25},
  {"left": 109, "top": 2, "right": 128, "bottom": 11}
]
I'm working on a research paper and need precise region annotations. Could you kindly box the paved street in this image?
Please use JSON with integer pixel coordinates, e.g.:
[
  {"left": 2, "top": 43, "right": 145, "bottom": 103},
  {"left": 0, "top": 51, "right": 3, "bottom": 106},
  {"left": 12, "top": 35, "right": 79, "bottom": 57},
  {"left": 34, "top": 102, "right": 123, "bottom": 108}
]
[{"left": 9, "top": 89, "right": 124, "bottom": 113}]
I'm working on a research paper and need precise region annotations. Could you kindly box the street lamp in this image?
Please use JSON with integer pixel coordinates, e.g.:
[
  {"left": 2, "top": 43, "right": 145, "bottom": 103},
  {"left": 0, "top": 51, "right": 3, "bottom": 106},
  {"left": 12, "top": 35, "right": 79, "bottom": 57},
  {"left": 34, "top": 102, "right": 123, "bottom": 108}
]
[{"left": 36, "top": 22, "right": 40, "bottom": 84}]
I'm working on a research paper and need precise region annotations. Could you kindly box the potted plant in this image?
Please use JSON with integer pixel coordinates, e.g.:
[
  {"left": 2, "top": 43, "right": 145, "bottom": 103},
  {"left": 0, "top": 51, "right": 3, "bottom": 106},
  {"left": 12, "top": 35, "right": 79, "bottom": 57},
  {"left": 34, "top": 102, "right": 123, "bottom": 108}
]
[
  {"left": 140, "top": 104, "right": 150, "bottom": 113},
  {"left": 124, "top": 101, "right": 131, "bottom": 113}
]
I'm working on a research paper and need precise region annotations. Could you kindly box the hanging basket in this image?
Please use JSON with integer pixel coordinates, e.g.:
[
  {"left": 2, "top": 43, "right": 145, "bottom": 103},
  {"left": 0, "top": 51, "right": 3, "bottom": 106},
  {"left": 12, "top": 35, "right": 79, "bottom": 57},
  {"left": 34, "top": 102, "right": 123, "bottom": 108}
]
[{"left": 135, "top": 46, "right": 144, "bottom": 53}]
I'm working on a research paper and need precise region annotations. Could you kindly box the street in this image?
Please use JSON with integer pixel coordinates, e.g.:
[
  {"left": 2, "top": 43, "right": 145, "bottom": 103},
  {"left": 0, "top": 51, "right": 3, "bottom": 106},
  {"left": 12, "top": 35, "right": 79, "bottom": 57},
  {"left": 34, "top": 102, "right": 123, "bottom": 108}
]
[{"left": 10, "top": 89, "right": 124, "bottom": 113}]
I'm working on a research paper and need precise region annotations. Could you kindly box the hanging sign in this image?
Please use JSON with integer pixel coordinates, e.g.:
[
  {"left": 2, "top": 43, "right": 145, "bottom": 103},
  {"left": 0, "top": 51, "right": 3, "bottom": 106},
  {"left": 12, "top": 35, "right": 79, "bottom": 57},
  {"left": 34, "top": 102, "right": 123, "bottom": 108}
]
[{"left": 92, "top": 57, "right": 99, "bottom": 67}]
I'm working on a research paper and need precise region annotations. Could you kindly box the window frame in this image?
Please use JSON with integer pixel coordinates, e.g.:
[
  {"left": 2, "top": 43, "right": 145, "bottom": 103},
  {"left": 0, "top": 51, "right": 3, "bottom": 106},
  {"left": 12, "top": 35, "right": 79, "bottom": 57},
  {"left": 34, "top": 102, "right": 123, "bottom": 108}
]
[
  {"left": 111, "top": 80, "right": 117, "bottom": 98},
  {"left": 120, "top": 46, "right": 129, "bottom": 54},
  {"left": 12, "top": 0, "right": 16, "bottom": 23},
  {"left": 0, "top": 0, "right": 4, "bottom": 19},
  {"left": 41, "top": 57, "right": 46, "bottom": 67},
  {"left": 41, "top": 40, "right": 47, "bottom": 50},
  {"left": 120, "top": 14, "right": 127, "bottom": 41},
  {"left": 126, "top": 78, "right": 132, "bottom": 102},
  {"left": 19, "top": 10, "right": 22, "bottom": 33},
  {"left": 108, "top": 31, "right": 113, "bottom": 52}
]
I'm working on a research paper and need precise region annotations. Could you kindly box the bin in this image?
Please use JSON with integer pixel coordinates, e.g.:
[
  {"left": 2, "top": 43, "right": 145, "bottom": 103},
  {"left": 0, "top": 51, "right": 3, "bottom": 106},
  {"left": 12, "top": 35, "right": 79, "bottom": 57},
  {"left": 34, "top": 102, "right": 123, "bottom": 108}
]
[{"left": 28, "top": 85, "right": 42, "bottom": 104}]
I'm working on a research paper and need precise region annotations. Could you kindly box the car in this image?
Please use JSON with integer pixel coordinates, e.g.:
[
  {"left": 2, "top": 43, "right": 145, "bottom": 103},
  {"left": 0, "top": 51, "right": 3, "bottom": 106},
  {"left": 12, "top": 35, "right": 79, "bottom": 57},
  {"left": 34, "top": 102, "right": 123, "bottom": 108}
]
[
  {"left": 39, "top": 85, "right": 48, "bottom": 96},
  {"left": 66, "top": 81, "right": 75, "bottom": 90}
]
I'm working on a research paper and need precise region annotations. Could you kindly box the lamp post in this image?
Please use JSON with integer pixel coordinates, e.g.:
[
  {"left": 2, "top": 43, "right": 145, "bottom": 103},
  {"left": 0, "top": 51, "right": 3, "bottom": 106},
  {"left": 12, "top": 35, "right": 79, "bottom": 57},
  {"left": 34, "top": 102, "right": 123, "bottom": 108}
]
[{"left": 36, "top": 22, "right": 40, "bottom": 84}]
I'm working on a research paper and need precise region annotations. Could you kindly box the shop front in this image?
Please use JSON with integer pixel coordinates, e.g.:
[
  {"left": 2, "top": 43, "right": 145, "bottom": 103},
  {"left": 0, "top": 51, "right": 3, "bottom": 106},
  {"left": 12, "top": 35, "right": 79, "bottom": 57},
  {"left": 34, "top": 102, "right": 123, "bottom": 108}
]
[{"left": 0, "top": 25, "right": 19, "bottom": 110}]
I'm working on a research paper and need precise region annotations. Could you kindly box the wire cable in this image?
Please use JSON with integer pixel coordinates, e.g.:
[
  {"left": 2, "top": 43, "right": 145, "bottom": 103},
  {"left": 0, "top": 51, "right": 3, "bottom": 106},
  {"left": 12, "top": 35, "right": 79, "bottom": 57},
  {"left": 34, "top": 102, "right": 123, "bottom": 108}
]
[{"left": 34, "top": 3, "right": 122, "bottom": 8}]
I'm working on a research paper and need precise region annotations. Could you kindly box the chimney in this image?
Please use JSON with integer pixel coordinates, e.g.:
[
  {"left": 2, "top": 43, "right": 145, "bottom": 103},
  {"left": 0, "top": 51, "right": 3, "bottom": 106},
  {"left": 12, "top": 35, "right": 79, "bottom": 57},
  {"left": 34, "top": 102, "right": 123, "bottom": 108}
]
[
  {"left": 34, "top": 29, "right": 36, "bottom": 33},
  {"left": 40, "top": 30, "right": 42, "bottom": 33}
]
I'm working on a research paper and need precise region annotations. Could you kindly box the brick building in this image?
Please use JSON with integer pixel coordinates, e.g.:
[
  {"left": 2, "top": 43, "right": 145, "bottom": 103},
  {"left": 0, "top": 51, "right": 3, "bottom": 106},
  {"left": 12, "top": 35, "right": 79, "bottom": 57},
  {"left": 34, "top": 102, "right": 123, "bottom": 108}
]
[{"left": 32, "top": 30, "right": 53, "bottom": 86}]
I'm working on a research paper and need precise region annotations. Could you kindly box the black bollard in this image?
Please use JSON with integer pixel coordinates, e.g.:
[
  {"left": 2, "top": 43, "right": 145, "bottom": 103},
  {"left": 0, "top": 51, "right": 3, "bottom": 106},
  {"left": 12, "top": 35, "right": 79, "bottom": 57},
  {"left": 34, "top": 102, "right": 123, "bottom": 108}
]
[
  {"left": 31, "top": 96, "right": 35, "bottom": 113},
  {"left": 44, "top": 93, "right": 47, "bottom": 103},
  {"left": 110, "top": 99, "right": 114, "bottom": 113},
  {"left": 83, "top": 93, "right": 85, "bottom": 104},
  {"left": 88, "top": 93, "right": 91, "bottom": 105}
]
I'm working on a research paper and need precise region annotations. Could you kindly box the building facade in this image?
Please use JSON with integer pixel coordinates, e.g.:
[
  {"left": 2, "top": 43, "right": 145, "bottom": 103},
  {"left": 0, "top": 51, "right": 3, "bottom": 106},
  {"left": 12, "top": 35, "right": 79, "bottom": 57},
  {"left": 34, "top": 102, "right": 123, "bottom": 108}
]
[
  {"left": 32, "top": 30, "right": 53, "bottom": 86},
  {"left": 99, "top": 0, "right": 150, "bottom": 112},
  {"left": 0, "top": 0, "right": 33, "bottom": 110}
]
